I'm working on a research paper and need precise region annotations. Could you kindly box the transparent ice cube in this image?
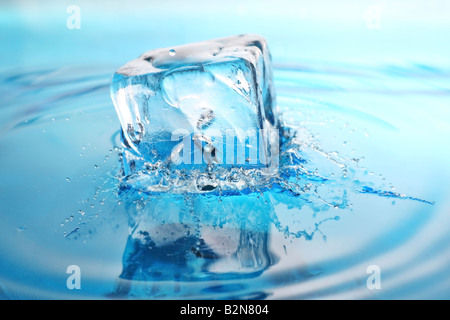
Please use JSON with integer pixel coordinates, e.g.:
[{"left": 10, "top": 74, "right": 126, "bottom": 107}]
[{"left": 110, "top": 34, "right": 279, "bottom": 176}]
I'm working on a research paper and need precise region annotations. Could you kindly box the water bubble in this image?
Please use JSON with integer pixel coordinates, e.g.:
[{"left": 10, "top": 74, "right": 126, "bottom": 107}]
[{"left": 169, "top": 49, "right": 176, "bottom": 56}]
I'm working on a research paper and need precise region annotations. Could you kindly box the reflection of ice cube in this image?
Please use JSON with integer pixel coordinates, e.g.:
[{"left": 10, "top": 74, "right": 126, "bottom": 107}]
[
  {"left": 115, "top": 193, "right": 274, "bottom": 288},
  {"left": 110, "top": 34, "right": 278, "bottom": 174}
]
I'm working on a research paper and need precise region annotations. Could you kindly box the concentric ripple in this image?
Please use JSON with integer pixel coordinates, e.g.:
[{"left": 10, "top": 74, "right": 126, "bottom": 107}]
[{"left": 0, "top": 62, "right": 448, "bottom": 299}]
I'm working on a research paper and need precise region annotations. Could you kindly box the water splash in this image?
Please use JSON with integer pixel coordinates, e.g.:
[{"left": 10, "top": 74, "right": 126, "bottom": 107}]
[
  {"left": 62, "top": 95, "right": 433, "bottom": 246},
  {"left": 1, "top": 63, "right": 444, "bottom": 299}
]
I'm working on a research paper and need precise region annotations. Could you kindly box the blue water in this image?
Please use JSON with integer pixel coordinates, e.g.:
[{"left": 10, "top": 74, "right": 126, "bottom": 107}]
[{"left": 1, "top": 1, "right": 450, "bottom": 299}]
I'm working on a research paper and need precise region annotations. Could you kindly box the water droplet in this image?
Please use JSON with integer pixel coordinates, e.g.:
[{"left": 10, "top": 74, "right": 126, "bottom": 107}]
[
  {"left": 94, "top": 165, "right": 99, "bottom": 169},
  {"left": 78, "top": 210, "right": 85, "bottom": 216},
  {"left": 66, "top": 177, "right": 71, "bottom": 182},
  {"left": 169, "top": 49, "right": 176, "bottom": 56}
]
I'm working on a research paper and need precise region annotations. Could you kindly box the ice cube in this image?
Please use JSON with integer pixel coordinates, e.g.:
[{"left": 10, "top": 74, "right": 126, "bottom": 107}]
[{"left": 110, "top": 34, "right": 279, "bottom": 176}]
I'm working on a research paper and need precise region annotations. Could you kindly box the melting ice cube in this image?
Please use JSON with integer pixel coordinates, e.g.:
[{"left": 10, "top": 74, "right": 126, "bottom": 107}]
[
  {"left": 110, "top": 34, "right": 279, "bottom": 176},
  {"left": 110, "top": 36, "right": 279, "bottom": 288}
]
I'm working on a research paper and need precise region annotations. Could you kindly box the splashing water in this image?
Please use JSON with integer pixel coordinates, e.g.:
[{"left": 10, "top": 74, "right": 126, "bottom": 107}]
[
  {"left": 64, "top": 60, "right": 435, "bottom": 297},
  {"left": 0, "top": 60, "right": 448, "bottom": 299}
]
